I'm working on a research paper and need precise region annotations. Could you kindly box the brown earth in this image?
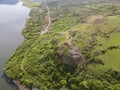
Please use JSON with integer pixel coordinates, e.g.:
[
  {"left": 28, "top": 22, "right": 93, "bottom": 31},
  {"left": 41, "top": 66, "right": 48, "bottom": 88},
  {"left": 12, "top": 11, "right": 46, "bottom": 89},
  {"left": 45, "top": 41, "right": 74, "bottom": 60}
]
[
  {"left": 87, "top": 15, "right": 105, "bottom": 24},
  {"left": 12, "top": 80, "right": 26, "bottom": 90}
]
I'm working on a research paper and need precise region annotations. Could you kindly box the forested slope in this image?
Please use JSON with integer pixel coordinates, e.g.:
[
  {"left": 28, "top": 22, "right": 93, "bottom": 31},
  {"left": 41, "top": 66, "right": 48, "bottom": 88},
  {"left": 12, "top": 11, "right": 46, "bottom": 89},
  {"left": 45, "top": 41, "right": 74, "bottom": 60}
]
[{"left": 4, "top": 0, "right": 120, "bottom": 90}]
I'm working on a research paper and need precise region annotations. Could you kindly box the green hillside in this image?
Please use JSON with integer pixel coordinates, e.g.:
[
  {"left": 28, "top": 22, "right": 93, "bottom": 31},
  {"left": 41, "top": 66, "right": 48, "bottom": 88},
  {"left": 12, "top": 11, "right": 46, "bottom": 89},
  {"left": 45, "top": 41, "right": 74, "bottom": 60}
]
[
  {"left": 22, "top": 0, "right": 41, "bottom": 8},
  {"left": 4, "top": 0, "right": 120, "bottom": 90}
]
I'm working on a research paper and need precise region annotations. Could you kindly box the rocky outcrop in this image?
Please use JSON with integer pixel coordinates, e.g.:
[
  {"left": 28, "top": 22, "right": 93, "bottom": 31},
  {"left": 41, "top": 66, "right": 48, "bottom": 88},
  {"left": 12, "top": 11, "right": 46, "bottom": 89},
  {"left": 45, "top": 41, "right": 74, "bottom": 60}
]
[
  {"left": 12, "top": 80, "right": 26, "bottom": 90},
  {"left": 55, "top": 42, "right": 83, "bottom": 67}
]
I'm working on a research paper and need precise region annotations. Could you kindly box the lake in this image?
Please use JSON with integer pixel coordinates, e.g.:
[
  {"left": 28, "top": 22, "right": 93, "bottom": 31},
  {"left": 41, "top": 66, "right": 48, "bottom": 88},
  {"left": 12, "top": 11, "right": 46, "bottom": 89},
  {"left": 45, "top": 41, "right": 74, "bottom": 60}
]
[{"left": 0, "top": 1, "right": 30, "bottom": 90}]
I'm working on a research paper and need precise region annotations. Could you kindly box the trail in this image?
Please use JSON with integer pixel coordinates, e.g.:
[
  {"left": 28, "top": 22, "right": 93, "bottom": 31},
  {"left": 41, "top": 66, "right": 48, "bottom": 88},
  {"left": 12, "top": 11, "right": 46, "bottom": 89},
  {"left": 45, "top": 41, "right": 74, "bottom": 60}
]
[
  {"left": 21, "top": 2, "right": 51, "bottom": 73},
  {"left": 37, "top": 2, "right": 51, "bottom": 34}
]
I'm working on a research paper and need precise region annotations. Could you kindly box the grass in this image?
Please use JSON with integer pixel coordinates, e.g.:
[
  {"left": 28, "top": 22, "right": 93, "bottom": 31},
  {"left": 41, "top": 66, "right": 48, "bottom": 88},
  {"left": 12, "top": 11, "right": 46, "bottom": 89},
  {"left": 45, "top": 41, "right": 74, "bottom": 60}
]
[
  {"left": 95, "top": 32, "right": 120, "bottom": 50},
  {"left": 71, "top": 15, "right": 120, "bottom": 71},
  {"left": 94, "top": 32, "right": 120, "bottom": 71},
  {"left": 98, "top": 49, "right": 120, "bottom": 71},
  {"left": 99, "top": 15, "right": 120, "bottom": 33},
  {"left": 22, "top": 0, "right": 41, "bottom": 8},
  {"left": 85, "top": 5, "right": 99, "bottom": 10},
  {"left": 72, "top": 24, "right": 93, "bottom": 50},
  {"left": 91, "top": 16, "right": 120, "bottom": 71}
]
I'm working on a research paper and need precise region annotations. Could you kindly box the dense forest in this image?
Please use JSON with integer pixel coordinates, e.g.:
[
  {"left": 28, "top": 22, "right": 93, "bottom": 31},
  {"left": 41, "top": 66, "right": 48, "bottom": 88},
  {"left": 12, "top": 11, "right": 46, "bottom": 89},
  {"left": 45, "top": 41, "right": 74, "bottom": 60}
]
[{"left": 4, "top": 0, "right": 120, "bottom": 90}]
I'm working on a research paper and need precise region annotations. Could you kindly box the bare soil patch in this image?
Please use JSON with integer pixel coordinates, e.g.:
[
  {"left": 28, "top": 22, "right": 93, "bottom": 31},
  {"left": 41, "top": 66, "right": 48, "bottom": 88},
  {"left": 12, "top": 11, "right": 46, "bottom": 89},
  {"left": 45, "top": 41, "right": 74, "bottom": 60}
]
[{"left": 87, "top": 15, "right": 105, "bottom": 24}]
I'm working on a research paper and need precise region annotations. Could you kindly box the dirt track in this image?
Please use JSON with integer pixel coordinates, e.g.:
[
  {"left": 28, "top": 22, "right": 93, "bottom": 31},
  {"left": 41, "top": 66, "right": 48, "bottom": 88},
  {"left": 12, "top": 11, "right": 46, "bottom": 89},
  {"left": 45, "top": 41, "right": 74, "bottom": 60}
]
[{"left": 41, "top": 2, "right": 51, "bottom": 34}]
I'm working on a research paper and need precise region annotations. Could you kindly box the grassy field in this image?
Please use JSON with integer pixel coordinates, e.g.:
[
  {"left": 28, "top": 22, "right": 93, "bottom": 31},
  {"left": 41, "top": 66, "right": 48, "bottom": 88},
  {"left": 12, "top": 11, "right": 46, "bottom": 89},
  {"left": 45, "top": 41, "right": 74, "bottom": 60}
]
[
  {"left": 22, "top": 0, "right": 41, "bottom": 8},
  {"left": 71, "top": 15, "right": 120, "bottom": 72},
  {"left": 93, "top": 16, "right": 120, "bottom": 71}
]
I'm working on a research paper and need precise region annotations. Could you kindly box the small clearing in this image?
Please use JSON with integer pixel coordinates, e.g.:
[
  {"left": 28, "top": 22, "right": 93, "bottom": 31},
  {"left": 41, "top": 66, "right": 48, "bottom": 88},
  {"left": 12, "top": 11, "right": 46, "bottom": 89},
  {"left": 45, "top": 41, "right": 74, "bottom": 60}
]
[{"left": 87, "top": 15, "right": 105, "bottom": 24}]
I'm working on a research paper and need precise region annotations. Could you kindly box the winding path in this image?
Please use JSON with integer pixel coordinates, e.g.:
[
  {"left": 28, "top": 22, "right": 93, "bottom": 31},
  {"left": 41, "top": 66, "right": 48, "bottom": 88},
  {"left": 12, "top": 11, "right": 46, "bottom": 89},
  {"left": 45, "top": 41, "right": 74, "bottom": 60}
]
[
  {"left": 36, "top": 1, "right": 51, "bottom": 35},
  {"left": 21, "top": 2, "right": 51, "bottom": 74},
  {"left": 41, "top": 2, "right": 51, "bottom": 34}
]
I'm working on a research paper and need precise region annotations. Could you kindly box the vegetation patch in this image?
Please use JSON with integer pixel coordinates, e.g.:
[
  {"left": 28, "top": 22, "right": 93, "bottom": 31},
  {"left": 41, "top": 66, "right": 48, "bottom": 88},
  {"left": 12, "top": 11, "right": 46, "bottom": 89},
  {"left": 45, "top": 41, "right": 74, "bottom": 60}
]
[{"left": 4, "top": 0, "right": 120, "bottom": 90}]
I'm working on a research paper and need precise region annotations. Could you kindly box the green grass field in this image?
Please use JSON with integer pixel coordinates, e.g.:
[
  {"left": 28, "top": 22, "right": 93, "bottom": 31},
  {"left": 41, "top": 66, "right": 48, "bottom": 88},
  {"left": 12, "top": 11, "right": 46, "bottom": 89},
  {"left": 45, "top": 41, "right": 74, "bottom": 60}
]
[
  {"left": 22, "top": 0, "right": 41, "bottom": 8},
  {"left": 72, "top": 15, "right": 120, "bottom": 71}
]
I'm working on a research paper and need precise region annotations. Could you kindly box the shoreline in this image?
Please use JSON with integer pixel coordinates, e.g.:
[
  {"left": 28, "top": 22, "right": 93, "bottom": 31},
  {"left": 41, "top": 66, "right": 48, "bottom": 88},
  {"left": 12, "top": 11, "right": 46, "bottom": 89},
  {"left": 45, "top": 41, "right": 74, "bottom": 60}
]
[
  {"left": 7, "top": 1, "right": 42, "bottom": 90},
  {"left": 13, "top": 1, "right": 30, "bottom": 90},
  {"left": 12, "top": 80, "right": 26, "bottom": 90},
  {"left": 4, "top": 1, "right": 31, "bottom": 90}
]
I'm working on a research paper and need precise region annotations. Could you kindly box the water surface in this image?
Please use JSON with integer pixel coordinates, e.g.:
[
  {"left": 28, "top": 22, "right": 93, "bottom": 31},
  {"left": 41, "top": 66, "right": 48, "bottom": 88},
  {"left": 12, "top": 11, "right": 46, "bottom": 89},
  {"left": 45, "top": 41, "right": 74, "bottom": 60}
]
[
  {"left": 0, "top": 1, "right": 30, "bottom": 90},
  {"left": 0, "top": 0, "right": 19, "bottom": 4}
]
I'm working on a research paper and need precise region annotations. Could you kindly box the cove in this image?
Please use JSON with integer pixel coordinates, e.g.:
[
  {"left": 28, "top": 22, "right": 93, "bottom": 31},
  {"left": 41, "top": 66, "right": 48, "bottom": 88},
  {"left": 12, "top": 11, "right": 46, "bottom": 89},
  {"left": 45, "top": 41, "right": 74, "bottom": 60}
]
[{"left": 0, "top": 1, "right": 30, "bottom": 90}]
